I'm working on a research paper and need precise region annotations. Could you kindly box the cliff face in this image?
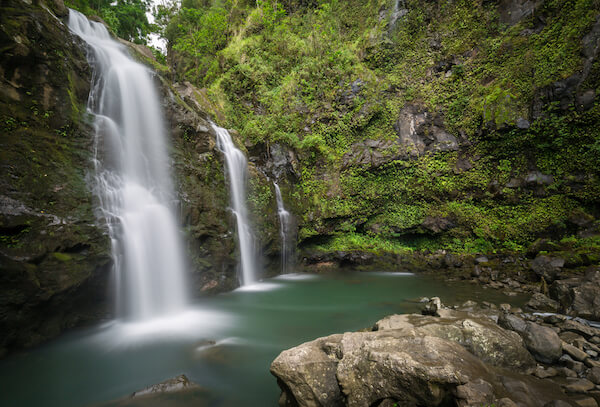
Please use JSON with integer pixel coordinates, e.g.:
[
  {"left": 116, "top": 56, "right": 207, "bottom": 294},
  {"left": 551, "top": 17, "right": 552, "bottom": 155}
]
[
  {"left": 0, "top": 0, "right": 270, "bottom": 356},
  {"left": 163, "top": 0, "right": 600, "bottom": 272},
  {"left": 0, "top": 0, "right": 111, "bottom": 356}
]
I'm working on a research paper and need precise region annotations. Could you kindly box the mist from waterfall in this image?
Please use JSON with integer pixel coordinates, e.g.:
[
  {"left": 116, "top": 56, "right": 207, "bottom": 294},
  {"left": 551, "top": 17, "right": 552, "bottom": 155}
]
[
  {"left": 68, "top": 9, "right": 188, "bottom": 321},
  {"left": 212, "top": 123, "right": 258, "bottom": 285}
]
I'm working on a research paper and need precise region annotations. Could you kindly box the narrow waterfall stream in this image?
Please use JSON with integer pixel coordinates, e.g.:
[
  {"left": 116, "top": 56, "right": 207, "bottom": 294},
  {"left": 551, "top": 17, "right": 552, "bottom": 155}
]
[
  {"left": 212, "top": 123, "right": 258, "bottom": 285},
  {"left": 68, "top": 10, "right": 187, "bottom": 320},
  {"left": 273, "top": 182, "right": 292, "bottom": 274}
]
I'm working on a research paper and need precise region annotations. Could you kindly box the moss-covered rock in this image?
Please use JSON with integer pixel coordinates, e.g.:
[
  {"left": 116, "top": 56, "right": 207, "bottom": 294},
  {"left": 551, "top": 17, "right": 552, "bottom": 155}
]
[{"left": 0, "top": 0, "right": 112, "bottom": 357}]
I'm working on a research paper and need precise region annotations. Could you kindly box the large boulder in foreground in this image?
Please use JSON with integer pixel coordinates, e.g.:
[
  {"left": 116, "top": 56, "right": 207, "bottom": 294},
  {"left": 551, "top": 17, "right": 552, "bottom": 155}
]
[
  {"left": 376, "top": 311, "right": 535, "bottom": 369},
  {"left": 271, "top": 312, "right": 571, "bottom": 407}
]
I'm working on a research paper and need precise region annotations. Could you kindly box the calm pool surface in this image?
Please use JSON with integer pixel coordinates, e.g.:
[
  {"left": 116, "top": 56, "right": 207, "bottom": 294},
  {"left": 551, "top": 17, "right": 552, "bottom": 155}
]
[{"left": 0, "top": 271, "right": 525, "bottom": 407}]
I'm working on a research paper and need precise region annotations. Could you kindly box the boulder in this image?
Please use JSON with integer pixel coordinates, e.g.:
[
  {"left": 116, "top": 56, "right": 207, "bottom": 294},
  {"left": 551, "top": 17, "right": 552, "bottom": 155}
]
[
  {"left": 588, "top": 367, "right": 600, "bottom": 385},
  {"left": 377, "top": 312, "right": 535, "bottom": 369},
  {"left": 549, "top": 276, "right": 600, "bottom": 321},
  {"left": 563, "top": 378, "right": 595, "bottom": 393},
  {"left": 499, "top": 314, "right": 562, "bottom": 363},
  {"left": 270, "top": 333, "right": 345, "bottom": 407},
  {"left": 559, "top": 319, "right": 600, "bottom": 339},
  {"left": 272, "top": 313, "right": 572, "bottom": 407},
  {"left": 335, "top": 333, "right": 488, "bottom": 407},
  {"left": 421, "top": 297, "right": 443, "bottom": 316},
  {"left": 563, "top": 342, "right": 589, "bottom": 362},
  {"left": 531, "top": 255, "right": 565, "bottom": 282},
  {"left": 527, "top": 293, "right": 560, "bottom": 312},
  {"left": 570, "top": 281, "right": 600, "bottom": 321},
  {"left": 524, "top": 322, "right": 563, "bottom": 364},
  {"left": 550, "top": 279, "right": 579, "bottom": 309}
]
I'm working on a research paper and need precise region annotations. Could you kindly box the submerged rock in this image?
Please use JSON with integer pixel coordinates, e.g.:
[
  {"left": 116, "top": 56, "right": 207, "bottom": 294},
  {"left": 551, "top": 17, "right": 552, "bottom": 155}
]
[
  {"left": 131, "top": 375, "right": 202, "bottom": 398},
  {"left": 98, "top": 375, "right": 211, "bottom": 407}
]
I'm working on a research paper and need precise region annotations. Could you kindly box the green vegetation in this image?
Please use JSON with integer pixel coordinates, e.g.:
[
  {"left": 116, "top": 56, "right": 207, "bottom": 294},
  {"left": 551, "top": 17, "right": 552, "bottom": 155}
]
[
  {"left": 158, "top": 0, "right": 600, "bottom": 257},
  {"left": 66, "top": 0, "right": 152, "bottom": 43}
]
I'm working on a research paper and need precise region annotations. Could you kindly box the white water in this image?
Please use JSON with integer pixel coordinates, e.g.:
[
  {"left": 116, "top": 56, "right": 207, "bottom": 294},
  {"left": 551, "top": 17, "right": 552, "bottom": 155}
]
[
  {"left": 212, "top": 123, "right": 257, "bottom": 285},
  {"left": 68, "top": 10, "right": 187, "bottom": 321},
  {"left": 273, "top": 182, "right": 292, "bottom": 274}
]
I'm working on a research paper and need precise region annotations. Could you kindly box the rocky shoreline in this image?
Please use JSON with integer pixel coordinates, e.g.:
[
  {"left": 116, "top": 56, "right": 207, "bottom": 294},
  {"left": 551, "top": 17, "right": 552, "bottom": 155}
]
[{"left": 271, "top": 277, "right": 600, "bottom": 407}]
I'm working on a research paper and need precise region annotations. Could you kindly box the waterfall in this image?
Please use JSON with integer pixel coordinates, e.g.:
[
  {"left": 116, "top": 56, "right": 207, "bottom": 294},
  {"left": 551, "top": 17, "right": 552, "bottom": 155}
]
[
  {"left": 68, "top": 10, "right": 187, "bottom": 321},
  {"left": 211, "top": 123, "right": 257, "bottom": 285},
  {"left": 273, "top": 183, "right": 292, "bottom": 274}
]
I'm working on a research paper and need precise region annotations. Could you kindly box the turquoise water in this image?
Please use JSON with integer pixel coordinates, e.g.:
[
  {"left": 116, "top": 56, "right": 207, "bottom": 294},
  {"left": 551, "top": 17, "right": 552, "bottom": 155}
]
[{"left": 0, "top": 272, "right": 524, "bottom": 407}]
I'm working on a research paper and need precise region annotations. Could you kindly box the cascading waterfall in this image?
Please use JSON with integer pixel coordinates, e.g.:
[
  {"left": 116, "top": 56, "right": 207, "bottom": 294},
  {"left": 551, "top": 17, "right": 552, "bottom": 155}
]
[
  {"left": 68, "top": 10, "right": 187, "bottom": 321},
  {"left": 211, "top": 123, "right": 257, "bottom": 285},
  {"left": 273, "top": 182, "right": 292, "bottom": 274}
]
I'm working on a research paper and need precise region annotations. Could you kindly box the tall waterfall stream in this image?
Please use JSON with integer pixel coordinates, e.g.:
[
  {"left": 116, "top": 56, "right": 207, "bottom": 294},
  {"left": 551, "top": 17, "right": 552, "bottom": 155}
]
[
  {"left": 212, "top": 123, "right": 258, "bottom": 285},
  {"left": 274, "top": 182, "right": 292, "bottom": 274},
  {"left": 69, "top": 10, "right": 187, "bottom": 320}
]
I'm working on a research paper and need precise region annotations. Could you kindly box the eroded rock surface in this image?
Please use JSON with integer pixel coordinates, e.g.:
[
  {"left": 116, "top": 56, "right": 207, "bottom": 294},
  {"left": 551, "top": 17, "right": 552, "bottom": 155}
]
[
  {"left": 271, "top": 312, "right": 569, "bottom": 407},
  {"left": 0, "top": 0, "right": 112, "bottom": 357}
]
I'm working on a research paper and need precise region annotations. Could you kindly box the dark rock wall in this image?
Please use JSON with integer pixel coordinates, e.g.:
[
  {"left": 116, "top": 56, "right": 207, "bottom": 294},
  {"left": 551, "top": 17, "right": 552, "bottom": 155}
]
[{"left": 0, "top": 0, "right": 112, "bottom": 356}]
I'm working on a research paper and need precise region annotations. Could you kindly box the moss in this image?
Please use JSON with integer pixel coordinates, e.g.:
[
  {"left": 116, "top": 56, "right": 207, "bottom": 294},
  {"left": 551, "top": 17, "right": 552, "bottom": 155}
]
[
  {"left": 160, "top": 0, "right": 600, "bottom": 259},
  {"left": 52, "top": 252, "right": 72, "bottom": 262}
]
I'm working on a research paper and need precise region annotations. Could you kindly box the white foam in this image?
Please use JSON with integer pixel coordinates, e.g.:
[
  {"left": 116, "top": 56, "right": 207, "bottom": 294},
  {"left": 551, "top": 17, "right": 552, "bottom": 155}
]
[
  {"left": 233, "top": 282, "right": 282, "bottom": 292},
  {"left": 275, "top": 273, "right": 318, "bottom": 281},
  {"left": 89, "top": 308, "right": 233, "bottom": 348},
  {"left": 368, "top": 272, "right": 414, "bottom": 276}
]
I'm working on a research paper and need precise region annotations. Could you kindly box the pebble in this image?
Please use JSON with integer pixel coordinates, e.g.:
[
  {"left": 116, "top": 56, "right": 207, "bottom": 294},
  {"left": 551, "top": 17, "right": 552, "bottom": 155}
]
[
  {"left": 534, "top": 366, "right": 558, "bottom": 379},
  {"left": 561, "top": 320, "right": 599, "bottom": 339},
  {"left": 572, "top": 396, "right": 598, "bottom": 407},
  {"left": 586, "top": 358, "right": 600, "bottom": 368},
  {"left": 556, "top": 367, "right": 578, "bottom": 378},
  {"left": 564, "top": 378, "right": 595, "bottom": 393},
  {"left": 588, "top": 367, "right": 600, "bottom": 385},
  {"left": 564, "top": 342, "right": 590, "bottom": 362}
]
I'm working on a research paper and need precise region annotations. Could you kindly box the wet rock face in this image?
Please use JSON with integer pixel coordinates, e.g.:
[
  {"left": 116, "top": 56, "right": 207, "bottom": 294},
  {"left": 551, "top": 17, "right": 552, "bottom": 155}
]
[
  {"left": 0, "top": 0, "right": 113, "bottom": 356},
  {"left": 498, "top": 0, "right": 544, "bottom": 26},
  {"left": 394, "top": 105, "right": 458, "bottom": 157},
  {"left": 342, "top": 104, "right": 458, "bottom": 169},
  {"left": 159, "top": 81, "right": 239, "bottom": 294},
  {"left": 547, "top": 271, "right": 600, "bottom": 320}
]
